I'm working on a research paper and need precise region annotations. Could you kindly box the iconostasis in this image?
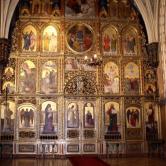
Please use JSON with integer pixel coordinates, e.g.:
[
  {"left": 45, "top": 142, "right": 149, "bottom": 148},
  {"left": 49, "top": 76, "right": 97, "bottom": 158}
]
[{"left": 0, "top": 0, "right": 161, "bottom": 156}]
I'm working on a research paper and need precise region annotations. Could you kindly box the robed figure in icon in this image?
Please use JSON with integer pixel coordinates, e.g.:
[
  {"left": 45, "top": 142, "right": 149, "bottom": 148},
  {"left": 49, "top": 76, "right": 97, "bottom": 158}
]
[
  {"left": 127, "top": 108, "right": 139, "bottom": 128},
  {"left": 67, "top": 104, "right": 79, "bottom": 128},
  {"left": 20, "top": 108, "right": 34, "bottom": 128},
  {"left": 3, "top": 103, "right": 13, "bottom": 132},
  {"left": 43, "top": 104, "right": 54, "bottom": 133},
  {"left": 146, "top": 103, "right": 158, "bottom": 139},
  {"left": 107, "top": 104, "right": 118, "bottom": 132}
]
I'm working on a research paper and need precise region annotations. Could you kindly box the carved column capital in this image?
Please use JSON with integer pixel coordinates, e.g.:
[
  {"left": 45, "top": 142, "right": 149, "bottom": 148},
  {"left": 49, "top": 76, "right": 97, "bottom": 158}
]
[{"left": 0, "top": 38, "right": 10, "bottom": 66}]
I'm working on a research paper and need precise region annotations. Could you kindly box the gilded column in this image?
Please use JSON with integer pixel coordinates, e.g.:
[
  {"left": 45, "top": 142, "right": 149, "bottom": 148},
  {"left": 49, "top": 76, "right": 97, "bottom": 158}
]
[{"left": 0, "top": 38, "right": 10, "bottom": 90}]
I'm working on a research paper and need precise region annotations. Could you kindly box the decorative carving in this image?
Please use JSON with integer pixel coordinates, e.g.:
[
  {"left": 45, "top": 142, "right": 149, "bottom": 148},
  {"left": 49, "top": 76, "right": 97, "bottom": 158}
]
[
  {"left": 31, "top": 0, "right": 51, "bottom": 15},
  {"left": 20, "top": 0, "right": 31, "bottom": 16},
  {"left": 64, "top": 74, "right": 97, "bottom": 96},
  {"left": 19, "top": 131, "right": 36, "bottom": 138},
  {"left": 83, "top": 130, "right": 95, "bottom": 139},
  {"left": 0, "top": 39, "right": 10, "bottom": 64},
  {"left": 67, "top": 144, "right": 79, "bottom": 153},
  {"left": 19, "top": 144, "right": 35, "bottom": 153},
  {"left": 67, "top": 130, "right": 79, "bottom": 138},
  {"left": 126, "top": 129, "right": 143, "bottom": 140},
  {"left": 126, "top": 143, "right": 142, "bottom": 153},
  {"left": 145, "top": 42, "right": 159, "bottom": 68},
  {"left": 83, "top": 144, "right": 95, "bottom": 152}
]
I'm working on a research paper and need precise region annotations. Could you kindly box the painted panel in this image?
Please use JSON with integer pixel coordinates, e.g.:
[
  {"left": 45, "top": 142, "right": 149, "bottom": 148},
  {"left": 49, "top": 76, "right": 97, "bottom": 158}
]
[
  {"left": 103, "top": 26, "right": 118, "bottom": 55},
  {"left": 84, "top": 103, "right": 95, "bottom": 128},
  {"left": 67, "top": 103, "right": 79, "bottom": 128},
  {"left": 126, "top": 107, "right": 141, "bottom": 128},
  {"left": 122, "top": 28, "right": 138, "bottom": 55},
  {"left": 41, "top": 61, "right": 57, "bottom": 94},
  {"left": 104, "top": 62, "right": 119, "bottom": 94},
  {"left": 104, "top": 102, "right": 121, "bottom": 134},
  {"left": 42, "top": 26, "right": 58, "bottom": 52},
  {"left": 22, "top": 25, "right": 37, "bottom": 52},
  {"left": 66, "top": 24, "right": 93, "bottom": 53},
  {"left": 124, "top": 62, "right": 139, "bottom": 94},
  {"left": 18, "top": 104, "right": 35, "bottom": 129},
  {"left": 19, "top": 60, "right": 36, "bottom": 93},
  {"left": 40, "top": 101, "right": 58, "bottom": 134},
  {"left": 1, "top": 101, "right": 15, "bottom": 133}
]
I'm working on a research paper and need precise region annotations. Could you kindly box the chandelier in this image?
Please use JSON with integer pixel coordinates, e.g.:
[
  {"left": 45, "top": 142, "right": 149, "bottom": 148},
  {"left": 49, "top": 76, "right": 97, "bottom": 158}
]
[{"left": 84, "top": 54, "right": 102, "bottom": 66}]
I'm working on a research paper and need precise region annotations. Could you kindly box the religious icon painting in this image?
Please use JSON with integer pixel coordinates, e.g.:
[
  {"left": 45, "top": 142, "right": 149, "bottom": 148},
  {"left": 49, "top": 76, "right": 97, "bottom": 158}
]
[
  {"left": 144, "top": 102, "right": 158, "bottom": 124},
  {"left": 122, "top": 28, "right": 138, "bottom": 55},
  {"left": 67, "top": 103, "right": 79, "bottom": 128},
  {"left": 18, "top": 104, "right": 35, "bottom": 128},
  {"left": 145, "top": 70, "right": 155, "bottom": 81},
  {"left": 52, "top": 0, "right": 61, "bottom": 16},
  {"left": 22, "top": 25, "right": 37, "bottom": 52},
  {"left": 84, "top": 103, "right": 95, "bottom": 128},
  {"left": 126, "top": 107, "right": 141, "bottom": 128},
  {"left": 103, "top": 62, "right": 119, "bottom": 94},
  {"left": 65, "top": 57, "right": 79, "bottom": 71},
  {"left": 66, "top": 24, "right": 93, "bottom": 53},
  {"left": 102, "top": 26, "right": 118, "bottom": 55},
  {"left": 1, "top": 101, "right": 15, "bottom": 133},
  {"left": 124, "top": 62, "right": 140, "bottom": 94},
  {"left": 41, "top": 61, "right": 57, "bottom": 94},
  {"left": 144, "top": 102, "right": 159, "bottom": 139},
  {"left": 2, "top": 81, "right": 15, "bottom": 94},
  {"left": 98, "top": 0, "right": 109, "bottom": 18},
  {"left": 145, "top": 84, "right": 156, "bottom": 95},
  {"left": 40, "top": 101, "right": 58, "bottom": 134},
  {"left": 65, "top": 0, "right": 95, "bottom": 18},
  {"left": 65, "top": 57, "right": 96, "bottom": 71},
  {"left": 104, "top": 102, "right": 120, "bottom": 133},
  {"left": 42, "top": 25, "right": 58, "bottom": 52},
  {"left": 19, "top": 60, "right": 36, "bottom": 93},
  {"left": 4, "top": 67, "right": 14, "bottom": 79}
]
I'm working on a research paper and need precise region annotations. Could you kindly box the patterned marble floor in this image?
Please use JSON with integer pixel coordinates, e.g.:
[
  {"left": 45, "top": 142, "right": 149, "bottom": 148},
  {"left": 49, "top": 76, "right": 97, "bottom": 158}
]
[{"left": 0, "top": 157, "right": 165, "bottom": 166}]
